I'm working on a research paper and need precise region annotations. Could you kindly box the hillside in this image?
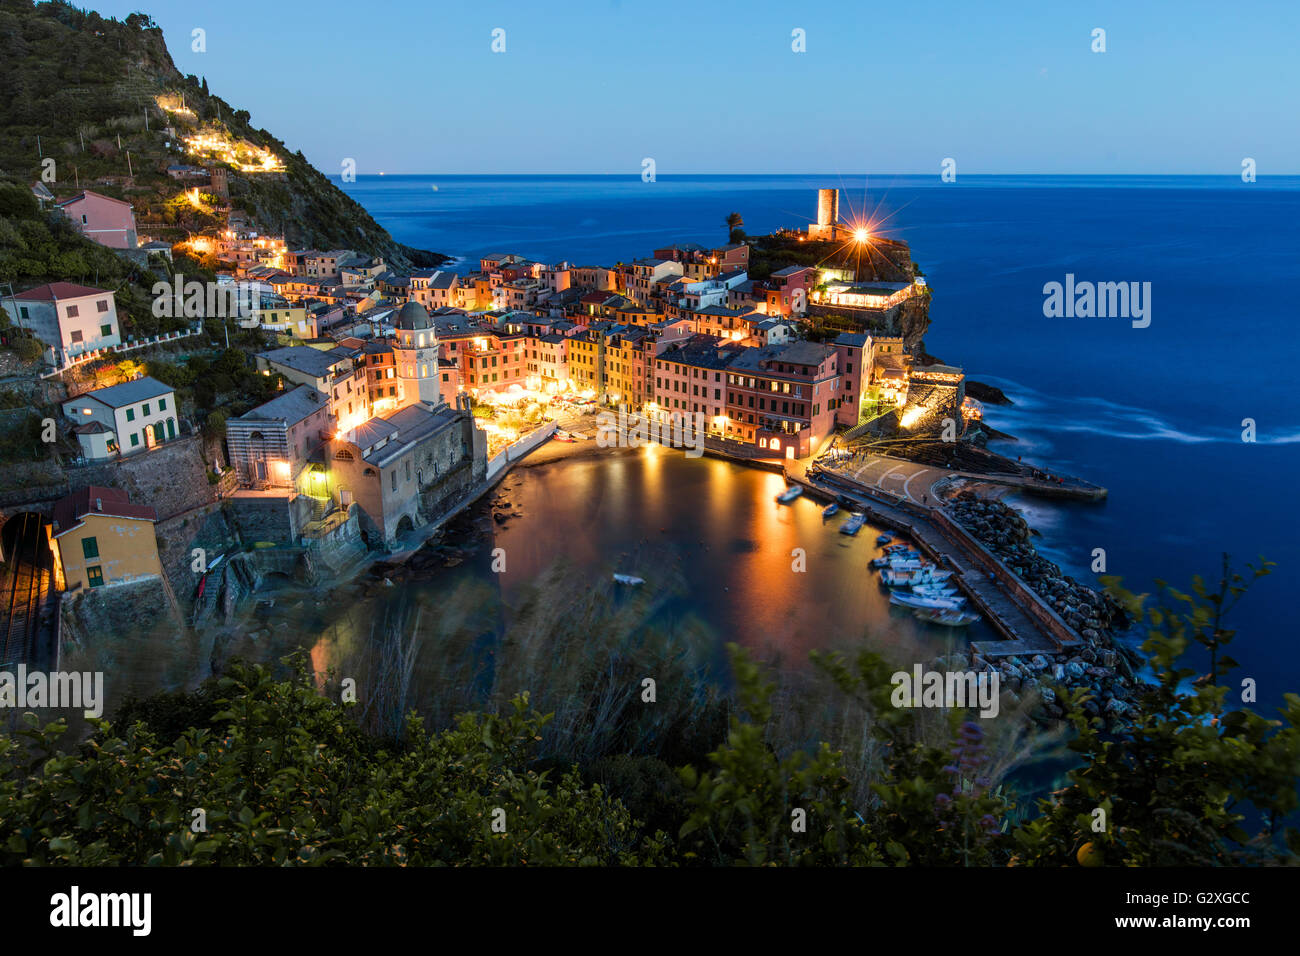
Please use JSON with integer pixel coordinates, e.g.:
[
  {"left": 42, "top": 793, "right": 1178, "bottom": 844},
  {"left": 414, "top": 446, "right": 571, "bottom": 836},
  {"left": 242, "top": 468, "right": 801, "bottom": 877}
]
[{"left": 0, "top": 0, "right": 447, "bottom": 268}]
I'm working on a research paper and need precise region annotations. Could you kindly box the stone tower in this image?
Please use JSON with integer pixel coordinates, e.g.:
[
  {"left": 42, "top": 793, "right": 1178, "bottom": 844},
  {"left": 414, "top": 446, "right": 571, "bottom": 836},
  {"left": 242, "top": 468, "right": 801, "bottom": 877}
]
[
  {"left": 809, "top": 188, "right": 841, "bottom": 241},
  {"left": 393, "top": 300, "right": 443, "bottom": 409}
]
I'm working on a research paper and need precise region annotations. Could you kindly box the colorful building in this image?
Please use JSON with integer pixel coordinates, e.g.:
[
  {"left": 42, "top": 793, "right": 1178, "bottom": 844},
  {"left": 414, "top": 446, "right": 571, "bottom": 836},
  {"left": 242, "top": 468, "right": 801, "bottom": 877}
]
[
  {"left": 54, "top": 190, "right": 138, "bottom": 249},
  {"left": 48, "top": 486, "right": 161, "bottom": 592},
  {"left": 3, "top": 282, "right": 122, "bottom": 360},
  {"left": 61, "top": 377, "right": 177, "bottom": 460}
]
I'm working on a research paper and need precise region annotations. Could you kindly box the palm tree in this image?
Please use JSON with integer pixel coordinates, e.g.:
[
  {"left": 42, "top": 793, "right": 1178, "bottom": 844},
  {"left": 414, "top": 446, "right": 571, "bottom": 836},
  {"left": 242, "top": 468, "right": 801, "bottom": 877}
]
[{"left": 725, "top": 212, "right": 744, "bottom": 242}]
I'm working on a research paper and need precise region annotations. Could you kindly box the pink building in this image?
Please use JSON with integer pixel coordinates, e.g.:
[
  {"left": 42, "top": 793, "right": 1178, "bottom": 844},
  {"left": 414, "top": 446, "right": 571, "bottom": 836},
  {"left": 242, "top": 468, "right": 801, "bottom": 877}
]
[
  {"left": 653, "top": 334, "right": 742, "bottom": 431},
  {"left": 833, "top": 332, "right": 872, "bottom": 427},
  {"left": 724, "top": 340, "right": 840, "bottom": 458},
  {"left": 55, "top": 191, "right": 138, "bottom": 250}
]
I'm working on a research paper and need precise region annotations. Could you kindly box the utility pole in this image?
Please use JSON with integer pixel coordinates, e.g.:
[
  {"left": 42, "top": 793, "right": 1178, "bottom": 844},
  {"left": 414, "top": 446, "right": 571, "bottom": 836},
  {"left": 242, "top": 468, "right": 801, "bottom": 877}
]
[
  {"left": 2, "top": 283, "right": 22, "bottom": 334},
  {"left": 126, "top": 151, "right": 133, "bottom": 180},
  {"left": 36, "top": 135, "right": 42, "bottom": 159}
]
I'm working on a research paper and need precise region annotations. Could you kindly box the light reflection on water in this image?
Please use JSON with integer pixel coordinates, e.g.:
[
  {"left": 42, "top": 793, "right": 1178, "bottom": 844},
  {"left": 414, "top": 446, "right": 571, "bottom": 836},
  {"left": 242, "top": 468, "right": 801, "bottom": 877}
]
[{"left": 302, "top": 446, "right": 995, "bottom": 693}]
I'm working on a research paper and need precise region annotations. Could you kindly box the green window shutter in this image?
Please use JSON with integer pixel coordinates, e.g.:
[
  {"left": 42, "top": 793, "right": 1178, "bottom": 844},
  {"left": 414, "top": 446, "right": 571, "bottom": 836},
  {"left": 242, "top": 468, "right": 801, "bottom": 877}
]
[
  {"left": 87, "top": 566, "right": 104, "bottom": 588},
  {"left": 126, "top": 407, "right": 135, "bottom": 422},
  {"left": 82, "top": 536, "right": 99, "bottom": 559}
]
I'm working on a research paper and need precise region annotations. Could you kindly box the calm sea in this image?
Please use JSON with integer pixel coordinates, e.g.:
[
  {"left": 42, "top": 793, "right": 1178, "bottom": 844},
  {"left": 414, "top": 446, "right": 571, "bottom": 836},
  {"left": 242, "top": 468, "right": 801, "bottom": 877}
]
[{"left": 337, "top": 173, "right": 1300, "bottom": 711}]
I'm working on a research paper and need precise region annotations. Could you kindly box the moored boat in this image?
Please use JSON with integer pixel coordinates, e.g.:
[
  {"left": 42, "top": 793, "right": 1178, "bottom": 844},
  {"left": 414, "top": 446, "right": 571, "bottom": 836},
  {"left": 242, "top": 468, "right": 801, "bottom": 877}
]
[
  {"left": 822, "top": 502, "right": 839, "bottom": 518},
  {"left": 840, "top": 513, "right": 867, "bottom": 535},
  {"left": 777, "top": 486, "right": 803, "bottom": 504},
  {"left": 889, "top": 590, "right": 965, "bottom": 611},
  {"left": 613, "top": 573, "right": 645, "bottom": 585},
  {"left": 553, "top": 430, "right": 576, "bottom": 442},
  {"left": 881, "top": 565, "right": 951, "bottom": 587},
  {"left": 912, "top": 584, "right": 960, "bottom": 599},
  {"left": 911, "top": 606, "right": 981, "bottom": 627},
  {"left": 875, "top": 532, "right": 893, "bottom": 545}
]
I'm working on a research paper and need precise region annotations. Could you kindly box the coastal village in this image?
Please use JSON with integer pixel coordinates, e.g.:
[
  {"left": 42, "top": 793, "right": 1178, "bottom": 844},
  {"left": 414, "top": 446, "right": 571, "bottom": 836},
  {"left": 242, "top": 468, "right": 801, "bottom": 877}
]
[{"left": 0, "top": 161, "right": 1136, "bottom": 726}]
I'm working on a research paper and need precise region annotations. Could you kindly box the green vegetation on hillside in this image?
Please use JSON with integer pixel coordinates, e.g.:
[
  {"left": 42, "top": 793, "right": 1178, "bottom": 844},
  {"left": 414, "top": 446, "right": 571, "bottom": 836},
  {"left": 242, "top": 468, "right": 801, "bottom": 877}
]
[
  {"left": 0, "top": 0, "right": 445, "bottom": 267},
  {"left": 1, "top": 559, "right": 1295, "bottom": 866}
]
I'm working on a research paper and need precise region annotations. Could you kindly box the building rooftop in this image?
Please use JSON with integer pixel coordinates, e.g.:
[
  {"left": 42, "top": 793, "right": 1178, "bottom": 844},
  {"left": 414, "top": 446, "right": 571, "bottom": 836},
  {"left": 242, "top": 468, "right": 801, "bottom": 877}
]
[
  {"left": 774, "top": 340, "right": 835, "bottom": 367},
  {"left": 260, "top": 345, "right": 351, "bottom": 378},
  {"left": 13, "top": 282, "right": 110, "bottom": 301},
  {"left": 55, "top": 189, "right": 133, "bottom": 209},
  {"left": 236, "top": 385, "right": 328, "bottom": 427},
  {"left": 364, "top": 403, "right": 461, "bottom": 467},
  {"left": 52, "top": 485, "right": 157, "bottom": 537},
  {"left": 395, "top": 300, "right": 434, "bottom": 331},
  {"left": 70, "top": 376, "right": 172, "bottom": 409}
]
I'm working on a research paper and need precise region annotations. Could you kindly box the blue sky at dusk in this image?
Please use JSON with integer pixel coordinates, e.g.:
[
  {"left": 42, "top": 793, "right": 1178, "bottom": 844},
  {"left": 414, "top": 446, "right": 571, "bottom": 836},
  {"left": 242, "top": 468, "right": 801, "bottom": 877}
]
[{"left": 95, "top": 0, "right": 1300, "bottom": 175}]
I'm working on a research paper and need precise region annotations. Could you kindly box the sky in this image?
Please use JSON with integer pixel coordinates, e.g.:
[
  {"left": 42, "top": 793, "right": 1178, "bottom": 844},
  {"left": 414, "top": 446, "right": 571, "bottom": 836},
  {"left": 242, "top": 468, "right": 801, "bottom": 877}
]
[{"left": 93, "top": 0, "right": 1300, "bottom": 175}]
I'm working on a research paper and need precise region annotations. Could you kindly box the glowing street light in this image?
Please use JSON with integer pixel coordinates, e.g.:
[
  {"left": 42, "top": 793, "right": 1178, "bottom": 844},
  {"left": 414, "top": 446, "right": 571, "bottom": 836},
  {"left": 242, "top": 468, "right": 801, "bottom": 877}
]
[{"left": 853, "top": 227, "right": 870, "bottom": 243}]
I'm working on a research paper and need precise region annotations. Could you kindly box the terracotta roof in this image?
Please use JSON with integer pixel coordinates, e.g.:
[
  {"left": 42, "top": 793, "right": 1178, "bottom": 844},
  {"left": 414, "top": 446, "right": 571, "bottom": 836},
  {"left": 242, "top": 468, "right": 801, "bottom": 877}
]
[
  {"left": 52, "top": 486, "right": 157, "bottom": 537},
  {"left": 13, "top": 282, "right": 109, "bottom": 301}
]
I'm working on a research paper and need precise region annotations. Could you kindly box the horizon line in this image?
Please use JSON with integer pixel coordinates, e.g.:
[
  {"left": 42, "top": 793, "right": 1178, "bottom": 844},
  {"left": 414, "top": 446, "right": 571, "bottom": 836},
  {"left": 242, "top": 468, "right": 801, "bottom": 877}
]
[{"left": 331, "top": 171, "right": 1297, "bottom": 179}]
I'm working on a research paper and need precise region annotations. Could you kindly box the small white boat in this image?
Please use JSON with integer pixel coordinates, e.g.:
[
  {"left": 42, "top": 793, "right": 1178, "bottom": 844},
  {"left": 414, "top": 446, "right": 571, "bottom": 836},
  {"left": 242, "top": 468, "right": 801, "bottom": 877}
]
[
  {"left": 890, "top": 590, "right": 964, "bottom": 611},
  {"left": 912, "top": 607, "right": 981, "bottom": 627},
  {"left": 883, "top": 543, "right": 914, "bottom": 554},
  {"left": 777, "top": 486, "right": 803, "bottom": 504},
  {"left": 613, "top": 573, "right": 645, "bottom": 585},
  {"left": 568, "top": 431, "right": 590, "bottom": 441},
  {"left": 822, "top": 502, "right": 839, "bottom": 518},
  {"left": 875, "top": 533, "right": 893, "bottom": 545},
  {"left": 840, "top": 513, "right": 867, "bottom": 536},
  {"left": 553, "top": 430, "right": 576, "bottom": 443},
  {"left": 881, "top": 565, "right": 950, "bottom": 587},
  {"left": 880, "top": 568, "right": 927, "bottom": 587},
  {"left": 912, "top": 585, "right": 960, "bottom": 599}
]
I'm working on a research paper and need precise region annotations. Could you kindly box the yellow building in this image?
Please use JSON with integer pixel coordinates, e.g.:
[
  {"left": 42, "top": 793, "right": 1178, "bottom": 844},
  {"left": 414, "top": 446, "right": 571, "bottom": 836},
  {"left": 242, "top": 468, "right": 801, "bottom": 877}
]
[{"left": 49, "top": 486, "right": 161, "bottom": 592}]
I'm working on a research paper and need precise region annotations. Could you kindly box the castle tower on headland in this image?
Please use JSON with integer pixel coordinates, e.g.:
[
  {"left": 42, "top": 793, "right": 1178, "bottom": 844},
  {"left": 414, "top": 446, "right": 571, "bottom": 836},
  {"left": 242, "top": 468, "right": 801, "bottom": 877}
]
[
  {"left": 808, "top": 188, "right": 841, "bottom": 241},
  {"left": 393, "top": 300, "right": 443, "bottom": 409}
]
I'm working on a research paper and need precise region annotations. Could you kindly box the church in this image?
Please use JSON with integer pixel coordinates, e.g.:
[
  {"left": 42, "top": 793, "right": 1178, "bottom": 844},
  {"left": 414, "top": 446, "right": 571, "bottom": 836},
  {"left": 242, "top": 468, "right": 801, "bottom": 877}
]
[{"left": 324, "top": 301, "right": 487, "bottom": 548}]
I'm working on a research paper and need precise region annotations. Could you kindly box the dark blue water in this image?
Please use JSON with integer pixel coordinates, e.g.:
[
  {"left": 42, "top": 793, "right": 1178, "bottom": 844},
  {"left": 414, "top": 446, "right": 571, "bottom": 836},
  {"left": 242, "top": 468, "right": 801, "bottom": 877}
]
[{"left": 339, "top": 173, "right": 1300, "bottom": 712}]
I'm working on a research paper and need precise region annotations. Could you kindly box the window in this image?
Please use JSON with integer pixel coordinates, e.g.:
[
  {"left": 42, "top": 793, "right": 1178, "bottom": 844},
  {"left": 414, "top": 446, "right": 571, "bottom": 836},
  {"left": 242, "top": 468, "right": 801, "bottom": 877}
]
[
  {"left": 87, "top": 565, "right": 104, "bottom": 588},
  {"left": 126, "top": 407, "right": 135, "bottom": 422},
  {"left": 70, "top": 330, "right": 83, "bottom": 343},
  {"left": 159, "top": 398, "right": 167, "bottom": 411},
  {"left": 101, "top": 324, "right": 113, "bottom": 337},
  {"left": 82, "top": 537, "right": 99, "bottom": 559},
  {"left": 142, "top": 403, "right": 151, "bottom": 416},
  {"left": 391, "top": 470, "right": 397, "bottom": 490},
  {"left": 66, "top": 304, "right": 79, "bottom": 317},
  {"left": 130, "top": 432, "right": 139, "bottom": 447}
]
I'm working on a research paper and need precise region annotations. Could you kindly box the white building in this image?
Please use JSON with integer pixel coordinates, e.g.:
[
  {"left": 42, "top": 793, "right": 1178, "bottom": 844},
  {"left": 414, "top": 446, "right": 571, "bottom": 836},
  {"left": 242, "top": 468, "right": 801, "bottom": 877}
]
[
  {"left": 3, "top": 282, "right": 122, "bottom": 360},
  {"left": 392, "top": 300, "right": 442, "bottom": 408},
  {"left": 62, "top": 376, "right": 178, "bottom": 460}
]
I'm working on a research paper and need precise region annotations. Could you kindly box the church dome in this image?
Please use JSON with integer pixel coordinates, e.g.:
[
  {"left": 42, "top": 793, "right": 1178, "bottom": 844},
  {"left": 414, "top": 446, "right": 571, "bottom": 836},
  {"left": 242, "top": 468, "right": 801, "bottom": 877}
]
[{"left": 395, "top": 300, "right": 433, "bottom": 331}]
